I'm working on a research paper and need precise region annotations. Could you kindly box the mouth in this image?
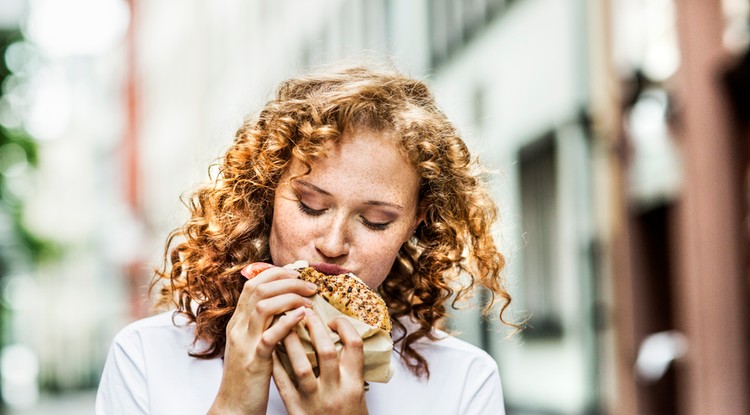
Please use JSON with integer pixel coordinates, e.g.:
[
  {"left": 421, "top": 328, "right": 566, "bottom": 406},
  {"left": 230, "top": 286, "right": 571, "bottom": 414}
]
[{"left": 310, "top": 262, "right": 352, "bottom": 275}]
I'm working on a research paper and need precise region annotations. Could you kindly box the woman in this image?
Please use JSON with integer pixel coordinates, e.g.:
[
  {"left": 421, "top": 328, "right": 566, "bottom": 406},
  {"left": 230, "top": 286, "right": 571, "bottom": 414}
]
[{"left": 96, "top": 66, "right": 513, "bottom": 414}]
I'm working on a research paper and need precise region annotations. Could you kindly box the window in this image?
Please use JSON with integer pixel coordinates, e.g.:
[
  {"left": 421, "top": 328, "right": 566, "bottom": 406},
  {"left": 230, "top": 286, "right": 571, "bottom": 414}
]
[
  {"left": 426, "top": 0, "right": 520, "bottom": 67},
  {"left": 518, "top": 134, "right": 563, "bottom": 338}
]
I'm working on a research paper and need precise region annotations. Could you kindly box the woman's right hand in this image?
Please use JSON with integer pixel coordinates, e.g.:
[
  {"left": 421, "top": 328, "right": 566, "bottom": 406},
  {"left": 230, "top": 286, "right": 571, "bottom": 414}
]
[{"left": 207, "top": 263, "right": 318, "bottom": 415}]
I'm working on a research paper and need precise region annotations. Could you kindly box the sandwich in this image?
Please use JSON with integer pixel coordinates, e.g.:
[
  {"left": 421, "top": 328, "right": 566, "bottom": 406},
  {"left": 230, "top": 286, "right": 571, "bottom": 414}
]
[
  {"left": 247, "top": 260, "right": 395, "bottom": 382},
  {"left": 246, "top": 260, "right": 391, "bottom": 333},
  {"left": 296, "top": 266, "right": 392, "bottom": 333}
]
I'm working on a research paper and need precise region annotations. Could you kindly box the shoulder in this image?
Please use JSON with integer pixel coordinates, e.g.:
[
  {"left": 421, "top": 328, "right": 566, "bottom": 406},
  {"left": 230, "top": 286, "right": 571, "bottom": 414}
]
[
  {"left": 111, "top": 310, "right": 198, "bottom": 354},
  {"left": 369, "top": 321, "right": 504, "bottom": 414},
  {"left": 119, "top": 310, "right": 191, "bottom": 331},
  {"left": 425, "top": 328, "right": 492, "bottom": 356},
  {"left": 395, "top": 317, "right": 497, "bottom": 369},
  {"left": 113, "top": 310, "right": 189, "bottom": 339},
  {"left": 417, "top": 329, "right": 498, "bottom": 373},
  {"left": 98, "top": 311, "right": 221, "bottom": 414}
]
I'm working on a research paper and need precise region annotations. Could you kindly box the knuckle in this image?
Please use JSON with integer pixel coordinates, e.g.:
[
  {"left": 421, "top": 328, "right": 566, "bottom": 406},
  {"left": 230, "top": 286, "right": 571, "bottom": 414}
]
[
  {"left": 253, "top": 283, "right": 269, "bottom": 298},
  {"left": 254, "top": 300, "right": 269, "bottom": 316},
  {"left": 226, "top": 329, "right": 242, "bottom": 348},
  {"left": 348, "top": 337, "right": 364, "bottom": 349},
  {"left": 254, "top": 342, "right": 269, "bottom": 357},
  {"left": 258, "top": 331, "right": 276, "bottom": 349},
  {"left": 316, "top": 346, "right": 338, "bottom": 361},
  {"left": 296, "top": 367, "right": 315, "bottom": 382},
  {"left": 243, "top": 279, "right": 258, "bottom": 294}
]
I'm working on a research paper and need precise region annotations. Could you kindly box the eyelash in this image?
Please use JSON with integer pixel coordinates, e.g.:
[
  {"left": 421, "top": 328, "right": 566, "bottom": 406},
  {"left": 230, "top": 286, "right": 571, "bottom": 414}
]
[
  {"left": 296, "top": 201, "right": 391, "bottom": 231},
  {"left": 361, "top": 219, "right": 389, "bottom": 231},
  {"left": 297, "top": 201, "right": 325, "bottom": 216}
]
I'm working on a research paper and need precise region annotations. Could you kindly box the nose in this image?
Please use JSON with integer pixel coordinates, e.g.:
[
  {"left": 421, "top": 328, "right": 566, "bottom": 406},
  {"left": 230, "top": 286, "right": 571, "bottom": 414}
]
[{"left": 315, "top": 215, "right": 350, "bottom": 259}]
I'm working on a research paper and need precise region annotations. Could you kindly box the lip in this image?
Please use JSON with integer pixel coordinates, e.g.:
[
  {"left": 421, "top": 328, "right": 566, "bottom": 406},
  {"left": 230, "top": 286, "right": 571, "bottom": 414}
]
[{"left": 310, "top": 262, "right": 352, "bottom": 275}]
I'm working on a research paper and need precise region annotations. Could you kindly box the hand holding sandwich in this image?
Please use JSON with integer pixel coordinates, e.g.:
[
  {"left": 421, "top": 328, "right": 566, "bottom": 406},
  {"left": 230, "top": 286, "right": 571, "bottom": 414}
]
[
  {"left": 272, "top": 309, "right": 368, "bottom": 415},
  {"left": 207, "top": 263, "right": 314, "bottom": 415},
  {"left": 208, "top": 263, "right": 368, "bottom": 415}
]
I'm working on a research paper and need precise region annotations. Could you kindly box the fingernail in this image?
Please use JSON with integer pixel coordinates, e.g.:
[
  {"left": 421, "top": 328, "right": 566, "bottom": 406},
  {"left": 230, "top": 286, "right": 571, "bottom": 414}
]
[
  {"left": 305, "top": 281, "right": 318, "bottom": 290},
  {"left": 242, "top": 262, "right": 274, "bottom": 279}
]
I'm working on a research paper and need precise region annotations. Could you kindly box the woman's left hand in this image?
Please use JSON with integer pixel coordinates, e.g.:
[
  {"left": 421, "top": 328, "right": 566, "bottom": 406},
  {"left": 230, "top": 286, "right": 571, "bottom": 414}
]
[{"left": 272, "top": 310, "right": 368, "bottom": 415}]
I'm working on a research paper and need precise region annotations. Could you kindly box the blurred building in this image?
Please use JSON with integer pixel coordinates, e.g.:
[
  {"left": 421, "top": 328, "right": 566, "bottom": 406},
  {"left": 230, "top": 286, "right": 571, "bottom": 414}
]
[
  {"left": 601, "top": 0, "right": 750, "bottom": 414},
  {"left": 5, "top": 0, "right": 750, "bottom": 414}
]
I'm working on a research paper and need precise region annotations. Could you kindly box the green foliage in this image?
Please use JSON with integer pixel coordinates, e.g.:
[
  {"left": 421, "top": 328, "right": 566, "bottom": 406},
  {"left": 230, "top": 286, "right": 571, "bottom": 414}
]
[
  {"left": 1, "top": 126, "right": 38, "bottom": 166},
  {"left": 0, "top": 29, "right": 59, "bottom": 270}
]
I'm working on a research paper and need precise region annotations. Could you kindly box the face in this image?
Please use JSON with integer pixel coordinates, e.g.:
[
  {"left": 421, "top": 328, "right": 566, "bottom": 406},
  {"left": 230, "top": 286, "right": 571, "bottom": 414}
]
[{"left": 269, "top": 129, "right": 421, "bottom": 289}]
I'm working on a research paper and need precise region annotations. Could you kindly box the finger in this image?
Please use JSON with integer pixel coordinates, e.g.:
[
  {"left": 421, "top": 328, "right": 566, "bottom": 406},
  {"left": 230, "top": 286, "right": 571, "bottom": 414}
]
[
  {"left": 283, "top": 329, "right": 318, "bottom": 394},
  {"left": 236, "top": 268, "right": 308, "bottom": 313},
  {"left": 272, "top": 352, "right": 302, "bottom": 412},
  {"left": 234, "top": 268, "right": 312, "bottom": 318},
  {"left": 253, "top": 294, "right": 315, "bottom": 324},
  {"left": 304, "top": 309, "right": 340, "bottom": 383},
  {"left": 254, "top": 306, "right": 306, "bottom": 359},
  {"left": 242, "top": 266, "right": 299, "bottom": 289},
  {"left": 329, "top": 317, "right": 365, "bottom": 381},
  {"left": 229, "top": 292, "right": 311, "bottom": 343},
  {"left": 241, "top": 262, "right": 275, "bottom": 279},
  {"left": 249, "top": 278, "right": 318, "bottom": 302}
]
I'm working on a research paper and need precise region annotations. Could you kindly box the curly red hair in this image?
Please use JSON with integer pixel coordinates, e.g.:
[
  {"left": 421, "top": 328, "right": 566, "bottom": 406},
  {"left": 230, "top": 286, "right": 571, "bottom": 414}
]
[{"left": 152, "top": 66, "right": 513, "bottom": 378}]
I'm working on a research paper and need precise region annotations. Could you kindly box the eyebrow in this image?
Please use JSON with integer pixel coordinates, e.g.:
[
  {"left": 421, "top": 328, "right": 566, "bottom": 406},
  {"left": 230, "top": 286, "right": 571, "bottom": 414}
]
[{"left": 295, "top": 180, "right": 404, "bottom": 210}]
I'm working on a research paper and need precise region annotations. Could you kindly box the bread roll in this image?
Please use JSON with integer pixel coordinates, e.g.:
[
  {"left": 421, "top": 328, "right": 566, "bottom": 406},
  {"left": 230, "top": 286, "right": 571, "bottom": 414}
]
[{"left": 297, "top": 267, "right": 392, "bottom": 333}]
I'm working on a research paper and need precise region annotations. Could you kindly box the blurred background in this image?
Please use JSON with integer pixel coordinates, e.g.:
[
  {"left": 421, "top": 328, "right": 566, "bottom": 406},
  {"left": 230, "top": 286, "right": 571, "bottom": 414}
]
[{"left": 0, "top": 0, "right": 748, "bottom": 414}]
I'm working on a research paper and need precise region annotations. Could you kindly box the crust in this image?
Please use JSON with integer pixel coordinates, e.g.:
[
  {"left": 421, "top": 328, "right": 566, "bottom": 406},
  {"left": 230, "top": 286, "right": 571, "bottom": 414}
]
[{"left": 298, "top": 267, "right": 392, "bottom": 333}]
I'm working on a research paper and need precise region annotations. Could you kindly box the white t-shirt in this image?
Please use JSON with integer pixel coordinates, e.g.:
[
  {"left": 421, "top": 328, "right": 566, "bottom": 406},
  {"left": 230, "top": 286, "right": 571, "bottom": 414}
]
[{"left": 96, "top": 311, "right": 505, "bottom": 414}]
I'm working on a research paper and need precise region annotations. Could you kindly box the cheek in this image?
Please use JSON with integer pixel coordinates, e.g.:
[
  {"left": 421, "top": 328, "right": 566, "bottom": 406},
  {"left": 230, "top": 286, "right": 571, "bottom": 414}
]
[
  {"left": 269, "top": 199, "right": 309, "bottom": 264},
  {"left": 358, "top": 229, "right": 412, "bottom": 288}
]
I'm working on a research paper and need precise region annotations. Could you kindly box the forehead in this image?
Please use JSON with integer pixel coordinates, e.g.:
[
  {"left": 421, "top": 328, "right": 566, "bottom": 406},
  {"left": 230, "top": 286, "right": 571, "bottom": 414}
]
[{"left": 287, "top": 130, "right": 419, "bottom": 202}]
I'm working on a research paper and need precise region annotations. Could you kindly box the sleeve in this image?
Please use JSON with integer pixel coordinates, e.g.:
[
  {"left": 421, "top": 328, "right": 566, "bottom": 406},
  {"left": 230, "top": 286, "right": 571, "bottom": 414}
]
[
  {"left": 95, "top": 327, "right": 149, "bottom": 415},
  {"left": 460, "top": 357, "right": 506, "bottom": 415}
]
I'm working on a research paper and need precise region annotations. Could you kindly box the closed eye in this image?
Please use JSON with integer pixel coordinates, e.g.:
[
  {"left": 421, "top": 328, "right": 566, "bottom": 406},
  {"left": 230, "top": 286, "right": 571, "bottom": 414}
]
[
  {"left": 297, "top": 200, "right": 326, "bottom": 216},
  {"left": 361, "top": 217, "right": 390, "bottom": 231}
]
